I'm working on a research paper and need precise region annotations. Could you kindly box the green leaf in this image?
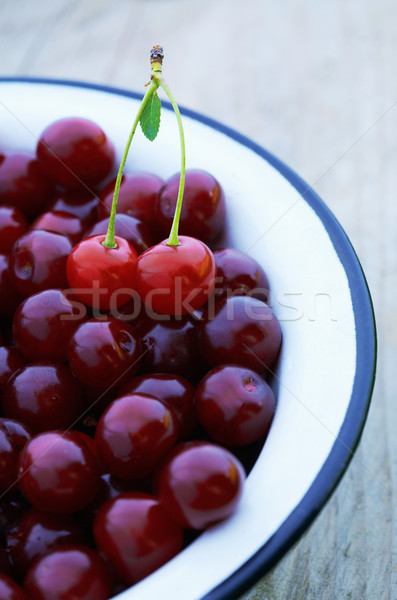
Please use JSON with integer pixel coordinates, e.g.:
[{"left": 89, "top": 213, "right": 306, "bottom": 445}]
[{"left": 140, "top": 91, "right": 161, "bottom": 141}]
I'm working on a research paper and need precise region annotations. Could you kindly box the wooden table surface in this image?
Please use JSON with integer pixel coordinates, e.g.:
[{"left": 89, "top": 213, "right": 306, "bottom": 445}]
[{"left": 0, "top": 1, "right": 391, "bottom": 598}]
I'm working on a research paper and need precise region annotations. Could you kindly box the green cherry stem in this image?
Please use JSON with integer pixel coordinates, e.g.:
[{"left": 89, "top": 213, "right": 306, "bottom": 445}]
[
  {"left": 102, "top": 78, "right": 159, "bottom": 249},
  {"left": 159, "top": 78, "right": 186, "bottom": 247},
  {"left": 102, "top": 45, "right": 185, "bottom": 249}
]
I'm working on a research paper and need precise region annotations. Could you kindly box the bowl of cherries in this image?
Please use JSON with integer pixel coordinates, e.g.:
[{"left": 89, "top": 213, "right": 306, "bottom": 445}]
[{"left": 0, "top": 47, "right": 376, "bottom": 600}]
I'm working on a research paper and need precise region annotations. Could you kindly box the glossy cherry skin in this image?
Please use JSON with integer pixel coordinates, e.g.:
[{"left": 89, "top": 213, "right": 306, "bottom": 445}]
[
  {"left": 95, "top": 393, "right": 178, "bottom": 479},
  {"left": 0, "top": 254, "right": 24, "bottom": 318},
  {"left": 36, "top": 117, "right": 115, "bottom": 190},
  {"left": 0, "top": 574, "right": 27, "bottom": 600},
  {"left": 0, "top": 153, "right": 54, "bottom": 219},
  {"left": 31, "top": 210, "right": 86, "bottom": 245},
  {"left": 0, "top": 206, "right": 28, "bottom": 253},
  {"left": 0, "top": 418, "right": 31, "bottom": 493},
  {"left": 213, "top": 247, "right": 270, "bottom": 302},
  {"left": 199, "top": 296, "right": 282, "bottom": 373},
  {"left": 6, "top": 509, "right": 87, "bottom": 576},
  {"left": 3, "top": 363, "right": 86, "bottom": 434},
  {"left": 0, "top": 347, "right": 25, "bottom": 390},
  {"left": 67, "top": 234, "right": 138, "bottom": 310},
  {"left": 18, "top": 431, "right": 101, "bottom": 514},
  {"left": 196, "top": 364, "right": 276, "bottom": 446},
  {"left": 98, "top": 172, "right": 164, "bottom": 224},
  {"left": 93, "top": 492, "right": 184, "bottom": 585},
  {"left": 136, "top": 313, "right": 207, "bottom": 382},
  {"left": 84, "top": 213, "right": 156, "bottom": 256},
  {"left": 9, "top": 230, "right": 72, "bottom": 298},
  {"left": 13, "top": 289, "right": 87, "bottom": 362},
  {"left": 24, "top": 545, "right": 112, "bottom": 600},
  {"left": 67, "top": 317, "right": 141, "bottom": 389},
  {"left": 119, "top": 373, "right": 197, "bottom": 439},
  {"left": 135, "top": 235, "right": 216, "bottom": 315},
  {"left": 157, "top": 441, "right": 245, "bottom": 530},
  {"left": 156, "top": 169, "right": 226, "bottom": 243},
  {"left": 49, "top": 191, "right": 99, "bottom": 227}
]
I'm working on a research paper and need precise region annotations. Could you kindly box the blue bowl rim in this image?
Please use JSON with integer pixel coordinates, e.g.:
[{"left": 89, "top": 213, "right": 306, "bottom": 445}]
[{"left": 0, "top": 76, "right": 377, "bottom": 600}]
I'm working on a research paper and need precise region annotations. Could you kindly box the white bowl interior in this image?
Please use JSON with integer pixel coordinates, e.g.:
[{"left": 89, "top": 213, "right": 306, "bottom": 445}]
[{"left": 0, "top": 82, "right": 356, "bottom": 600}]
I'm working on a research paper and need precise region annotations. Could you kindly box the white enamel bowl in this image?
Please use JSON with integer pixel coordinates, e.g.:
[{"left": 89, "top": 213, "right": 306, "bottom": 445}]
[{"left": 0, "top": 78, "right": 376, "bottom": 600}]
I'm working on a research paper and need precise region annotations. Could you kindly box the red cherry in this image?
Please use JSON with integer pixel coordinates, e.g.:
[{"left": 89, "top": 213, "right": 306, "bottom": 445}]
[
  {"left": 95, "top": 393, "right": 178, "bottom": 479},
  {"left": 196, "top": 364, "right": 276, "bottom": 446},
  {"left": 0, "top": 153, "right": 54, "bottom": 219},
  {"left": 9, "top": 230, "right": 72, "bottom": 298},
  {"left": 18, "top": 431, "right": 101, "bottom": 514},
  {"left": 2, "top": 363, "right": 86, "bottom": 434},
  {"left": 157, "top": 441, "right": 245, "bottom": 530},
  {"left": 135, "top": 235, "right": 216, "bottom": 315},
  {"left": 119, "top": 373, "right": 197, "bottom": 439},
  {"left": 93, "top": 492, "right": 183, "bottom": 585},
  {"left": 36, "top": 117, "right": 115, "bottom": 191},
  {"left": 97, "top": 172, "right": 164, "bottom": 224},
  {"left": 13, "top": 289, "right": 87, "bottom": 363},
  {"left": 67, "top": 317, "right": 141, "bottom": 389},
  {"left": 66, "top": 234, "right": 138, "bottom": 310},
  {"left": 24, "top": 545, "right": 112, "bottom": 600},
  {"left": 0, "top": 206, "right": 28, "bottom": 253},
  {"left": 155, "top": 169, "right": 226, "bottom": 242},
  {"left": 6, "top": 509, "right": 87, "bottom": 575},
  {"left": 49, "top": 191, "right": 99, "bottom": 228},
  {"left": 31, "top": 210, "right": 86, "bottom": 245}
]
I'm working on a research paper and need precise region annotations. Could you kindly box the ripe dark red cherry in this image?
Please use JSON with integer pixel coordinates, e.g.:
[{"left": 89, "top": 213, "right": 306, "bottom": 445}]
[
  {"left": 0, "top": 346, "right": 25, "bottom": 390},
  {"left": 199, "top": 296, "right": 282, "bottom": 373},
  {"left": 66, "top": 234, "right": 138, "bottom": 310},
  {"left": 136, "top": 313, "right": 207, "bottom": 382},
  {"left": 18, "top": 431, "right": 101, "bottom": 514},
  {"left": 83, "top": 213, "right": 156, "bottom": 255},
  {"left": 135, "top": 235, "right": 216, "bottom": 315},
  {"left": 24, "top": 545, "right": 112, "bottom": 600},
  {"left": 93, "top": 492, "right": 184, "bottom": 584},
  {"left": 36, "top": 117, "right": 115, "bottom": 190},
  {"left": 49, "top": 191, "right": 99, "bottom": 227},
  {"left": 0, "top": 153, "right": 54, "bottom": 219},
  {"left": 13, "top": 289, "right": 87, "bottom": 362},
  {"left": 196, "top": 364, "right": 276, "bottom": 446},
  {"left": 156, "top": 169, "right": 226, "bottom": 242},
  {"left": 213, "top": 247, "right": 270, "bottom": 302},
  {"left": 95, "top": 393, "right": 178, "bottom": 479},
  {"left": 67, "top": 317, "right": 141, "bottom": 389},
  {"left": 31, "top": 210, "right": 86, "bottom": 245},
  {"left": 9, "top": 230, "right": 72, "bottom": 298},
  {"left": 6, "top": 509, "right": 87, "bottom": 575},
  {"left": 3, "top": 363, "right": 86, "bottom": 434},
  {"left": 0, "top": 254, "right": 25, "bottom": 318},
  {"left": 119, "top": 373, "right": 197, "bottom": 439},
  {"left": 0, "top": 418, "right": 31, "bottom": 493},
  {"left": 98, "top": 172, "right": 164, "bottom": 224},
  {"left": 0, "top": 206, "right": 28, "bottom": 253},
  {"left": 0, "top": 574, "right": 27, "bottom": 600},
  {"left": 157, "top": 441, "right": 245, "bottom": 530}
]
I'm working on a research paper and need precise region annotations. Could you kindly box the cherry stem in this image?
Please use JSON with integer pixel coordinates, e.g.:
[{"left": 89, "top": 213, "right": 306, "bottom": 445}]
[
  {"left": 159, "top": 79, "right": 186, "bottom": 247},
  {"left": 102, "top": 45, "right": 185, "bottom": 249},
  {"left": 102, "top": 78, "right": 159, "bottom": 249}
]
